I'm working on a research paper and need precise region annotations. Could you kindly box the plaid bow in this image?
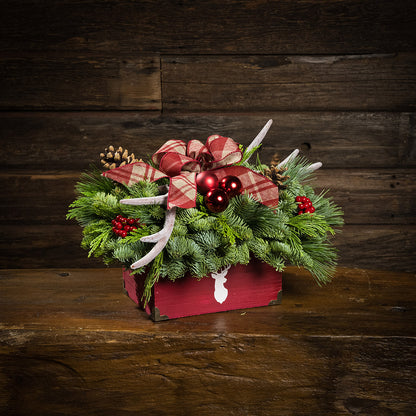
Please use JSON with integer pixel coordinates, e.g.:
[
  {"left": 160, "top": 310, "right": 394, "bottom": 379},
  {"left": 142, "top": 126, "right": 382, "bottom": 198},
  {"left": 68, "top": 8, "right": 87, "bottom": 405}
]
[{"left": 103, "top": 135, "right": 279, "bottom": 209}]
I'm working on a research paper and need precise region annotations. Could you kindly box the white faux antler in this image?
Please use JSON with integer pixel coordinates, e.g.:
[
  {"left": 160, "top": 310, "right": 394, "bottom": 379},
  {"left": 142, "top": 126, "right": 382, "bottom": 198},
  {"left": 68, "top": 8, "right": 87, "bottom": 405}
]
[
  {"left": 120, "top": 185, "right": 169, "bottom": 206},
  {"left": 245, "top": 121, "right": 323, "bottom": 173},
  {"left": 120, "top": 186, "right": 176, "bottom": 270},
  {"left": 277, "top": 149, "right": 299, "bottom": 168},
  {"left": 129, "top": 207, "right": 176, "bottom": 270},
  {"left": 245, "top": 119, "right": 273, "bottom": 161},
  {"left": 277, "top": 149, "right": 322, "bottom": 173}
]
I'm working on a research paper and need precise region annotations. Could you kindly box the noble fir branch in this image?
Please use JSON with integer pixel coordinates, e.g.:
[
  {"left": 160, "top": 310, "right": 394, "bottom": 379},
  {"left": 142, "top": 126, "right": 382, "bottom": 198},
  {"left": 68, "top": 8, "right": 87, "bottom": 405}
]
[
  {"left": 75, "top": 167, "right": 115, "bottom": 196},
  {"left": 126, "top": 181, "right": 160, "bottom": 199},
  {"left": 223, "top": 242, "right": 250, "bottom": 266},
  {"left": 247, "top": 237, "right": 271, "bottom": 262},
  {"left": 191, "top": 231, "right": 222, "bottom": 252}
]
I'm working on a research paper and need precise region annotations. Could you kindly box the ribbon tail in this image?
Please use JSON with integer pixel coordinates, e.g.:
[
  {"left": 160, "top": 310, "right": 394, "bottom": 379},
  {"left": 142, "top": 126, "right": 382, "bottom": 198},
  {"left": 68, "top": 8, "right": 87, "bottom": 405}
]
[
  {"left": 213, "top": 166, "right": 279, "bottom": 208},
  {"left": 102, "top": 162, "right": 167, "bottom": 186},
  {"left": 167, "top": 172, "right": 197, "bottom": 209}
]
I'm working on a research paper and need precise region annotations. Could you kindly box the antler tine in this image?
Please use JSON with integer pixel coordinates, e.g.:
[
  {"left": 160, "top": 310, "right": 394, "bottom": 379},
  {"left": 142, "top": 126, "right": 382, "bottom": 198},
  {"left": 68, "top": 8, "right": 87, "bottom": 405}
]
[
  {"left": 277, "top": 149, "right": 299, "bottom": 168},
  {"left": 301, "top": 162, "right": 322, "bottom": 173},
  {"left": 120, "top": 194, "right": 168, "bottom": 206},
  {"left": 277, "top": 149, "right": 322, "bottom": 173},
  {"left": 245, "top": 119, "right": 273, "bottom": 161},
  {"left": 120, "top": 185, "right": 169, "bottom": 206},
  {"left": 129, "top": 207, "right": 177, "bottom": 270}
]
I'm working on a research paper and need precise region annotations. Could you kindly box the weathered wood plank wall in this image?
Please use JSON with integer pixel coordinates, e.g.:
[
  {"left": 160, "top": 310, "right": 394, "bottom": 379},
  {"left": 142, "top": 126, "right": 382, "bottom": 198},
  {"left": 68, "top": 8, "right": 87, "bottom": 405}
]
[{"left": 1, "top": 0, "right": 415, "bottom": 271}]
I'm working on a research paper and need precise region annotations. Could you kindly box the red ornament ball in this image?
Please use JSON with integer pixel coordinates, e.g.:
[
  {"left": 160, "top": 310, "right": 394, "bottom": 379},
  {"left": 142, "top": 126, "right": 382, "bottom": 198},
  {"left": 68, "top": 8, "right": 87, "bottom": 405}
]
[
  {"left": 220, "top": 175, "right": 243, "bottom": 198},
  {"left": 196, "top": 171, "right": 219, "bottom": 195},
  {"left": 205, "top": 189, "right": 229, "bottom": 213}
]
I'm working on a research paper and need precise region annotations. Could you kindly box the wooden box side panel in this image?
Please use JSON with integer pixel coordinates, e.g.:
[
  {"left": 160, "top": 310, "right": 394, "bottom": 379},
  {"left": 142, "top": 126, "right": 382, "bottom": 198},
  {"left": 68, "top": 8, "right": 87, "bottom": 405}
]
[
  {"left": 154, "top": 262, "right": 282, "bottom": 320},
  {"left": 123, "top": 260, "right": 282, "bottom": 320}
]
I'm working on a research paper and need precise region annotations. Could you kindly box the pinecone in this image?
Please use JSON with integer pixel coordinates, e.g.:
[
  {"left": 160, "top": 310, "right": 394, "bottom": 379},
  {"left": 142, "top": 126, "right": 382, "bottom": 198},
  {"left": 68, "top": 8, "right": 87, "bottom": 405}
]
[
  {"left": 264, "top": 154, "right": 290, "bottom": 189},
  {"left": 100, "top": 145, "right": 140, "bottom": 170}
]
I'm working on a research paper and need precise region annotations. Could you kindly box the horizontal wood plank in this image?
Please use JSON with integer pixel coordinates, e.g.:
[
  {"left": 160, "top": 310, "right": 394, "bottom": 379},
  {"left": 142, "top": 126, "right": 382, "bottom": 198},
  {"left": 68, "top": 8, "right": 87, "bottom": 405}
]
[
  {"left": 1, "top": 224, "right": 415, "bottom": 272},
  {"left": 162, "top": 53, "right": 416, "bottom": 111},
  {"left": 1, "top": 112, "right": 414, "bottom": 170},
  {"left": 1, "top": 0, "right": 415, "bottom": 55},
  {"left": 0, "top": 56, "right": 161, "bottom": 110},
  {"left": 0, "top": 267, "right": 415, "bottom": 415},
  {"left": 1, "top": 169, "right": 415, "bottom": 226},
  {"left": 1, "top": 267, "right": 414, "bottom": 336}
]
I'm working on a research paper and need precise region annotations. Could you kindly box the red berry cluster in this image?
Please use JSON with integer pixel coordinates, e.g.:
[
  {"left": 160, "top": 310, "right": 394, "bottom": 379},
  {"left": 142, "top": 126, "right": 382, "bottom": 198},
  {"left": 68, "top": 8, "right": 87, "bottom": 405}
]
[
  {"left": 111, "top": 215, "right": 142, "bottom": 238},
  {"left": 295, "top": 196, "right": 315, "bottom": 215}
]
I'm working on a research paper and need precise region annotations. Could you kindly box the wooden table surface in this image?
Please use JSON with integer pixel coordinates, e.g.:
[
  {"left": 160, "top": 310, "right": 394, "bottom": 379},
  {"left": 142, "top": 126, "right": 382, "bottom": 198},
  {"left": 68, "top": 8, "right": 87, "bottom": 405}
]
[{"left": 0, "top": 266, "right": 415, "bottom": 416}]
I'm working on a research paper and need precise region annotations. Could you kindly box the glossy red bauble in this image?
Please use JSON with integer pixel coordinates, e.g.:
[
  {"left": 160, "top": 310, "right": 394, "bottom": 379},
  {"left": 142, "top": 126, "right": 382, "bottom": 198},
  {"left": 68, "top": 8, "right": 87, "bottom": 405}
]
[
  {"left": 205, "top": 189, "right": 229, "bottom": 213},
  {"left": 219, "top": 175, "right": 243, "bottom": 198},
  {"left": 196, "top": 171, "right": 219, "bottom": 195}
]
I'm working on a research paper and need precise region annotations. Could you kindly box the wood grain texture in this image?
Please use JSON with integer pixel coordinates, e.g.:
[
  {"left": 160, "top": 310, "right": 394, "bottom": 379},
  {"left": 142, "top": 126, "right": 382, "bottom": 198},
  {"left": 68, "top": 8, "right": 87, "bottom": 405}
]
[
  {"left": 1, "top": 224, "right": 415, "bottom": 272},
  {"left": 1, "top": 169, "right": 415, "bottom": 226},
  {"left": 0, "top": 267, "right": 415, "bottom": 415},
  {"left": 1, "top": 0, "right": 415, "bottom": 55},
  {"left": 0, "top": 56, "right": 161, "bottom": 110},
  {"left": 162, "top": 53, "right": 416, "bottom": 111},
  {"left": 1, "top": 111, "right": 414, "bottom": 170}
]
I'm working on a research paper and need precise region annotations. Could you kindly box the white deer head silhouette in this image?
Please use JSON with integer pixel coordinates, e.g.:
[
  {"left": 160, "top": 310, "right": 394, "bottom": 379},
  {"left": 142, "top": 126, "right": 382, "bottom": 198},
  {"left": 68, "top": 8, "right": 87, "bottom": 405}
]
[{"left": 211, "top": 265, "right": 231, "bottom": 304}]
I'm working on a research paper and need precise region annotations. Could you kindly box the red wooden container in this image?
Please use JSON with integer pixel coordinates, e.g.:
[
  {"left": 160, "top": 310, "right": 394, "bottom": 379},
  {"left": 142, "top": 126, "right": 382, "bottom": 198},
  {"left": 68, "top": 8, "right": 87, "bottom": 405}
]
[{"left": 123, "top": 259, "right": 282, "bottom": 321}]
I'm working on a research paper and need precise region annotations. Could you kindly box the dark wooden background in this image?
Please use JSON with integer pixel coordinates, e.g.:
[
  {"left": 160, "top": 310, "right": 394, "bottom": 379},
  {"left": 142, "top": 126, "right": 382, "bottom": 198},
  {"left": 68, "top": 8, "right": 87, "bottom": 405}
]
[{"left": 1, "top": 0, "right": 415, "bottom": 271}]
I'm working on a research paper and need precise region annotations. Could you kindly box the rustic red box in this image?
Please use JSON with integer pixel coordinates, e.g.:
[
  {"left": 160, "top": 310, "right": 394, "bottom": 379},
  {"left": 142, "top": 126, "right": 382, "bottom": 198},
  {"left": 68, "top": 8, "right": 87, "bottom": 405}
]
[{"left": 123, "top": 259, "right": 282, "bottom": 321}]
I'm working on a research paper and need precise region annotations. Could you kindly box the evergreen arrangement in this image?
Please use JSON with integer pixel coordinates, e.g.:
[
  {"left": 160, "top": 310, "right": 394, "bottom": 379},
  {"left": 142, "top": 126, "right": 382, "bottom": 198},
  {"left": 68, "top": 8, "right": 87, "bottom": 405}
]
[{"left": 67, "top": 129, "right": 343, "bottom": 303}]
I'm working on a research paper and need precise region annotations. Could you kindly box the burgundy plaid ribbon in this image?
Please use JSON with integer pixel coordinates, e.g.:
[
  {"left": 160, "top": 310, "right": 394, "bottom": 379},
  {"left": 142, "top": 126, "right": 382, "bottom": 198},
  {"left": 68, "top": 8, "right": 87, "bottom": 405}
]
[{"left": 103, "top": 135, "right": 279, "bottom": 209}]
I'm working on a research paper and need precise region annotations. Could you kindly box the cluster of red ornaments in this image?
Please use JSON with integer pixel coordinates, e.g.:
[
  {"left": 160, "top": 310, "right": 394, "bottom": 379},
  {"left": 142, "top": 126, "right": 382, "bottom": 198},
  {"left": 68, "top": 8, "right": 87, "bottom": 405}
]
[
  {"left": 196, "top": 171, "right": 243, "bottom": 213},
  {"left": 295, "top": 196, "right": 315, "bottom": 215},
  {"left": 111, "top": 215, "right": 142, "bottom": 238}
]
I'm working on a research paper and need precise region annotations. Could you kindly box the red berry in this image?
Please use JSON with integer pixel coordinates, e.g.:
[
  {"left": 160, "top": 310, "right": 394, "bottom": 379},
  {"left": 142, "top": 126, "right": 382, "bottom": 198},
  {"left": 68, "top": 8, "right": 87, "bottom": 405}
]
[
  {"left": 120, "top": 230, "right": 127, "bottom": 238},
  {"left": 127, "top": 218, "right": 135, "bottom": 225},
  {"left": 298, "top": 204, "right": 305, "bottom": 210},
  {"left": 115, "top": 222, "right": 123, "bottom": 229},
  {"left": 112, "top": 227, "right": 117, "bottom": 234},
  {"left": 130, "top": 225, "right": 137, "bottom": 231},
  {"left": 295, "top": 196, "right": 302, "bottom": 202},
  {"left": 310, "top": 206, "right": 315, "bottom": 213},
  {"left": 297, "top": 210, "right": 304, "bottom": 215},
  {"left": 124, "top": 225, "right": 131, "bottom": 232},
  {"left": 307, "top": 201, "right": 312, "bottom": 208},
  {"left": 116, "top": 215, "right": 123, "bottom": 221},
  {"left": 301, "top": 196, "right": 308, "bottom": 203}
]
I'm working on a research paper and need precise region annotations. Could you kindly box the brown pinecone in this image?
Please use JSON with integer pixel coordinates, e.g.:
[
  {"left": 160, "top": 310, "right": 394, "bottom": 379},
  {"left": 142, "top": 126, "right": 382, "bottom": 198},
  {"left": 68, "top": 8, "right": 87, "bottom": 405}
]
[
  {"left": 264, "top": 154, "right": 290, "bottom": 189},
  {"left": 99, "top": 145, "right": 140, "bottom": 170}
]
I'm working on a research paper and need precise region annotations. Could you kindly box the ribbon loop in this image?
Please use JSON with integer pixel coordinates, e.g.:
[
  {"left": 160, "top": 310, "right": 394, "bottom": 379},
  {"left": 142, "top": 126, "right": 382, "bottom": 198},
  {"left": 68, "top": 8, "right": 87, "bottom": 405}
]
[
  {"left": 103, "top": 134, "right": 279, "bottom": 209},
  {"left": 152, "top": 140, "right": 186, "bottom": 165}
]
